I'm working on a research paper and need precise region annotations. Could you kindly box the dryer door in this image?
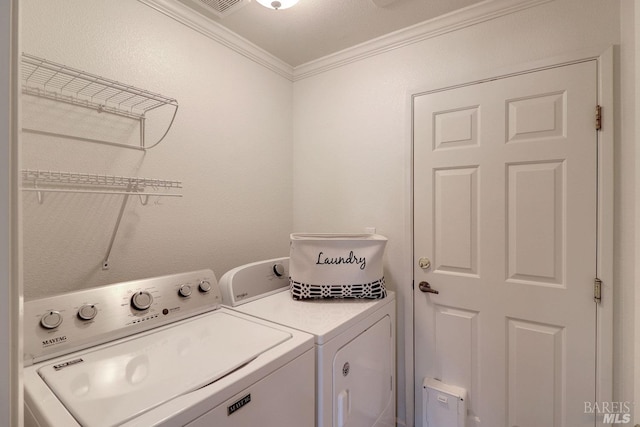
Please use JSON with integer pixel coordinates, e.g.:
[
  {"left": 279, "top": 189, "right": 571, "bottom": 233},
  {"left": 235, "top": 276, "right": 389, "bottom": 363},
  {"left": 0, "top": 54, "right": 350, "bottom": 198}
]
[{"left": 332, "top": 315, "right": 393, "bottom": 427}]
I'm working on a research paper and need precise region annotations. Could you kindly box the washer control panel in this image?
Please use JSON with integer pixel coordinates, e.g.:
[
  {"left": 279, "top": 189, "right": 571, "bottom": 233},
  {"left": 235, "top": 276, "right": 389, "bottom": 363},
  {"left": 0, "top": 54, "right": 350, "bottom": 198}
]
[{"left": 24, "top": 269, "right": 221, "bottom": 366}]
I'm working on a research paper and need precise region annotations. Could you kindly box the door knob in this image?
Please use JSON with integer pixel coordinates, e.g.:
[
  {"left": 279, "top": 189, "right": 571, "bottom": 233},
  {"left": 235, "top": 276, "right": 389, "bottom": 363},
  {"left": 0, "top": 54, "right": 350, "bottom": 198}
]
[
  {"left": 418, "top": 257, "right": 431, "bottom": 269},
  {"left": 419, "top": 281, "right": 439, "bottom": 294}
]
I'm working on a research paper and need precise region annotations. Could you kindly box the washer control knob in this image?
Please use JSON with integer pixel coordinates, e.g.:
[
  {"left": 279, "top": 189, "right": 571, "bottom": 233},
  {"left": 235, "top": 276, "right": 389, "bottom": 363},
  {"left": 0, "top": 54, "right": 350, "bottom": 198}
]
[
  {"left": 77, "top": 304, "right": 98, "bottom": 321},
  {"left": 273, "top": 263, "right": 285, "bottom": 277},
  {"left": 198, "top": 280, "right": 212, "bottom": 293},
  {"left": 131, "top": 291, "right": 153, "bottom": 311},
  {"left": 40, "top": 311, "right": 63, "bottom": 329},
  {"left": 178, "top": 284, "right": 192, "bottom": 297}
]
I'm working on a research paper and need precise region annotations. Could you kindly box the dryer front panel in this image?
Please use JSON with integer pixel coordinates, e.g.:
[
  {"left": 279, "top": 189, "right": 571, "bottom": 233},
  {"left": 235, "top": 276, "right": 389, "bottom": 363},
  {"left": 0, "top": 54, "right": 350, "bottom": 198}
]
[{"left": 332, "top": 315, "right": 393, "bottom": 427}]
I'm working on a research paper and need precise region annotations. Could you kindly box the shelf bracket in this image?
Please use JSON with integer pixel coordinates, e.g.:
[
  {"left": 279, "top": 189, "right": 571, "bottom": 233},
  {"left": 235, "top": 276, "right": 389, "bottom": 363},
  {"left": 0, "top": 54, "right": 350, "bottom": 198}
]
[{"left": 102, "top": 187, "right": 132, "bottom": 270}]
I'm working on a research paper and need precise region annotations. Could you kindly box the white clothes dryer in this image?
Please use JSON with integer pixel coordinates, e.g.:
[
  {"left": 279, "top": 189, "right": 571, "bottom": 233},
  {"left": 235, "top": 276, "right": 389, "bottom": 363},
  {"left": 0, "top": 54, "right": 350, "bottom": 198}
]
[{"left": 219, "top": 257, "right": 396, "bottom": 427}]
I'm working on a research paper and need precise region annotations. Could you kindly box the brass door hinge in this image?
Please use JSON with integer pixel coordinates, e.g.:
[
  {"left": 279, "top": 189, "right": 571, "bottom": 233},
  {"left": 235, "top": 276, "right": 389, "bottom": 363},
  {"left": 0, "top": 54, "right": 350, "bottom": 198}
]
[
  {"left": 595, "top": 105, "right": 602, "bottom": 130},
  {"left": 594, "top": 277, "right": 602, "bottom": 303}
]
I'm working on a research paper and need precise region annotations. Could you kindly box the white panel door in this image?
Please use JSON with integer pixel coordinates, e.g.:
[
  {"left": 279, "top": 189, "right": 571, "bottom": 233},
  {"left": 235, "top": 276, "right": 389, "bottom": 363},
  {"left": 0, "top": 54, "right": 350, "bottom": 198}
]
[{"left": 413, "top": 61, "right": 598, "bottom": 427}]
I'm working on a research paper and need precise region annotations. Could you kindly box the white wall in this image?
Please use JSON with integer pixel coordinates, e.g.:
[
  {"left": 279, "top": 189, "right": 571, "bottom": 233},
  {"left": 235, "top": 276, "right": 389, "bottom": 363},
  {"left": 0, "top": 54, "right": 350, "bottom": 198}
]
[
  {"left": 17, "top": 0, "right": 638, "bottom": 426},
  {"left": 636, "top": 0, "right": 640, "bottom": 416},
  {"left": 20, "top": 0, "right": 294, "bottom": 298},
  {"left": 292, "top": 0, "right": 624, "bottom": 425},
  {"left": 1, "top": 1, "right": 20, "bottom": 426},
  {"left": 619, "top": 0, "right": 638, "bottom": 419},
  {"left": 620, "top": 0, "right": 640, "bottom": 423},
  {"left": 0, "top": 0, "right": 11, "bottom": 420}
]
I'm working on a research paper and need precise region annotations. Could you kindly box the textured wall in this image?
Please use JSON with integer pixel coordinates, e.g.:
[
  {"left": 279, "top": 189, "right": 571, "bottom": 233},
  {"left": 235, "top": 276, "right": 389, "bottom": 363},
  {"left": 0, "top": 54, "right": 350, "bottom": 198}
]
[
  {"left": 292, "top": 0, "right": 622, "bottom": 424},
  {"left": 1, "top": 1, "right": 20, "bottom": 425},
  {"left": 18, "top": 0, "right": 634, "bottom": 426},
  {"left": 21, "top": 0, "right": 294, "bottom": 298}
]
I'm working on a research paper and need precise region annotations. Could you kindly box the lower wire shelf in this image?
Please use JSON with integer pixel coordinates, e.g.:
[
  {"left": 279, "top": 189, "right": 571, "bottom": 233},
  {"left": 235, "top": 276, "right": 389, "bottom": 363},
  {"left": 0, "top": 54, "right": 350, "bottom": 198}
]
[
  {"left": 21, "top": 169, "right": 183, "bottom": 270},
  {"left": 21, "top": 169, "right": 182, "bottom": 196}
]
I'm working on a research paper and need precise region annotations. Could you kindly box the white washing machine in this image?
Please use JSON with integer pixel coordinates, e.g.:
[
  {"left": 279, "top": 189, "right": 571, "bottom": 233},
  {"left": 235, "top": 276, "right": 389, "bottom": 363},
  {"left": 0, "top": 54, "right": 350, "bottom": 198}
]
[
  {"left": 23, "top": 269, "right": 315, "bottom": 427},
  {"left": 219, "top": 257, "right": 396, "bottom": 427}
]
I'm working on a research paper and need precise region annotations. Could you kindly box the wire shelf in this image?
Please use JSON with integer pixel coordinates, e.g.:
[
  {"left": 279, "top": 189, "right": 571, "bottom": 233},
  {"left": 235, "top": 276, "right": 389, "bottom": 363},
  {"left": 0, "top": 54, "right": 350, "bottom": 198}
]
[
  {"left": 22, "top": 169, "right": 183, "bottom": 270},
  {"left": 21, "top": 53, "right": 179, "bottom": 150},
  {"left": 22, "top": 53, "right": 177, "bottom": 114},
  {"left": 21, "top": 169, "right": 183, "bottom": 196}
]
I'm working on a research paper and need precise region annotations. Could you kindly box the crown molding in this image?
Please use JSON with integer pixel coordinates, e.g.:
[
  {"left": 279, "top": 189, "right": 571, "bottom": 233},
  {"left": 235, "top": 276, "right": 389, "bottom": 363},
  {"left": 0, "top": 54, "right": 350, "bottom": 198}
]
[
  {"left": 137, "top": 0, "right": 295, "bottom": 81},
  {"left": 292, "top": 0, "right": 554, "bottom": 81},
  {"left": 139, "top": 0, "right": 553, "bottom": 83}
]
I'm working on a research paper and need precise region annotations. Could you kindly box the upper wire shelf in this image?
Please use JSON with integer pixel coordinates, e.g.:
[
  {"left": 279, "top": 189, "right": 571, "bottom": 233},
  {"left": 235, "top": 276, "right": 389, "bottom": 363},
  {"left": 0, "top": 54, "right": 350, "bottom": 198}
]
[{"left": 21, "top": 53, "right": 179, "bottom": 150}]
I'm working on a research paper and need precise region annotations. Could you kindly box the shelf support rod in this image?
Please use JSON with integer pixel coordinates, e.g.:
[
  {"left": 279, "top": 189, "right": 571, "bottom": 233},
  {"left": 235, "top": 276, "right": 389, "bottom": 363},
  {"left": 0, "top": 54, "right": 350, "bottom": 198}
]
[
  {"left": 102, "top": 186, "right": 132, "bottom": 270},
  {"left": 34, "top": 180, "right": 43, "bottom": 204},
  {"left": 140, "top": 115, "right": 145, "bottom": 149}
]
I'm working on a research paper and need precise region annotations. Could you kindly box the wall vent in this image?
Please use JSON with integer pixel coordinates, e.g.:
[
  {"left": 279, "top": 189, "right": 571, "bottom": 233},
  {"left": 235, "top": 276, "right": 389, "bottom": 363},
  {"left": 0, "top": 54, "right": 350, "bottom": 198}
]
[{"left": 193, "top": 0, "right": 250, "bottom": 17}]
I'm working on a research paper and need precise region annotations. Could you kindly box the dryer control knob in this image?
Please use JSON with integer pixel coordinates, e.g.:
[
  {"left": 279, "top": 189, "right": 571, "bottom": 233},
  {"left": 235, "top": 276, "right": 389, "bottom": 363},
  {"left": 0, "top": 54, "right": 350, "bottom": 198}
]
[
  {"left": 273, "top": 263, "right": 285, "bottom": 277},
  {"left": 178, "top": 284, "right": 192, "bottom": 297},
  {"left": 131, "top": 291, "right": 153, "bottom": 311},
  {"left": 77, "top": 304, "right": 98, "bottom": 321},
  {"left": 40, "top": 310, "right": 63, "bottom": 329},
  {"left": 198, "top": 280, "right": 212, "bottom": 293}
]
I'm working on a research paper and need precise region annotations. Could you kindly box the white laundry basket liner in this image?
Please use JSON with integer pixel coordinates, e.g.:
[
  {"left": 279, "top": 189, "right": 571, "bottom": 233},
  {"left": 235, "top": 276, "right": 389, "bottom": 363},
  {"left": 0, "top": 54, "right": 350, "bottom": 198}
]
[{"left": 289, "top": 233, "right": 388, "bottom": 300}]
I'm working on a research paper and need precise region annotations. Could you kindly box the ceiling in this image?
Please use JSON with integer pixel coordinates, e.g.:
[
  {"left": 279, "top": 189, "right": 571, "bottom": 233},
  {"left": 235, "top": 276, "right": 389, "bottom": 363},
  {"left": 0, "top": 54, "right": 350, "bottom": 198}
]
[{"left": 176, "top": 0, "right": 485, "bottom": 67}]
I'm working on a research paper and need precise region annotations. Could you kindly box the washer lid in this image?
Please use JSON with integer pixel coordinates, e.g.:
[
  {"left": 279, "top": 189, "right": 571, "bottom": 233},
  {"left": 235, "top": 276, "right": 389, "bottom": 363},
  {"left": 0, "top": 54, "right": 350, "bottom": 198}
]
[{"left": 37, "top": 311, "right": 291, "bottom": 427}]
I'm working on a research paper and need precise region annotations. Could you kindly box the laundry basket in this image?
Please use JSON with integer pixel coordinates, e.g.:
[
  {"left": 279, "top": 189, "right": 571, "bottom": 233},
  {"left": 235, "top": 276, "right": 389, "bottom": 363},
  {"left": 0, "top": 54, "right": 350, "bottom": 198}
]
[{"left": 289, "top": 233, "right": 387, "bottom": 300}]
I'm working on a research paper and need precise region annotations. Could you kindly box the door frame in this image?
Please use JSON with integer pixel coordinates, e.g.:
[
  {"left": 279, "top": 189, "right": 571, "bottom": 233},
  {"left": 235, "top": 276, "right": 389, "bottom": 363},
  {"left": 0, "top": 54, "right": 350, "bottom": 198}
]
[{"left": 406, "top": 46, "right": 613, "bottom": 427}]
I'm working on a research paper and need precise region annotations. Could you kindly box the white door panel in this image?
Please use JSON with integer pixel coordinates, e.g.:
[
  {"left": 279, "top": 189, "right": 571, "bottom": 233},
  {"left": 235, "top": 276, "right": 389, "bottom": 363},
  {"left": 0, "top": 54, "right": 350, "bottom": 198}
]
[{"left": 414, "top": 61, "right": 598, "bottom": 427}]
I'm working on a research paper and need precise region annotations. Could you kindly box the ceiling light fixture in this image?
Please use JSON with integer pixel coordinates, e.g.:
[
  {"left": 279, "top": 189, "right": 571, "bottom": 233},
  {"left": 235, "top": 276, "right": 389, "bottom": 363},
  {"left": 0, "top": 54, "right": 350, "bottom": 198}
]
[{"left": 255, "top": 0, "right": 298, "bottom": 10}]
